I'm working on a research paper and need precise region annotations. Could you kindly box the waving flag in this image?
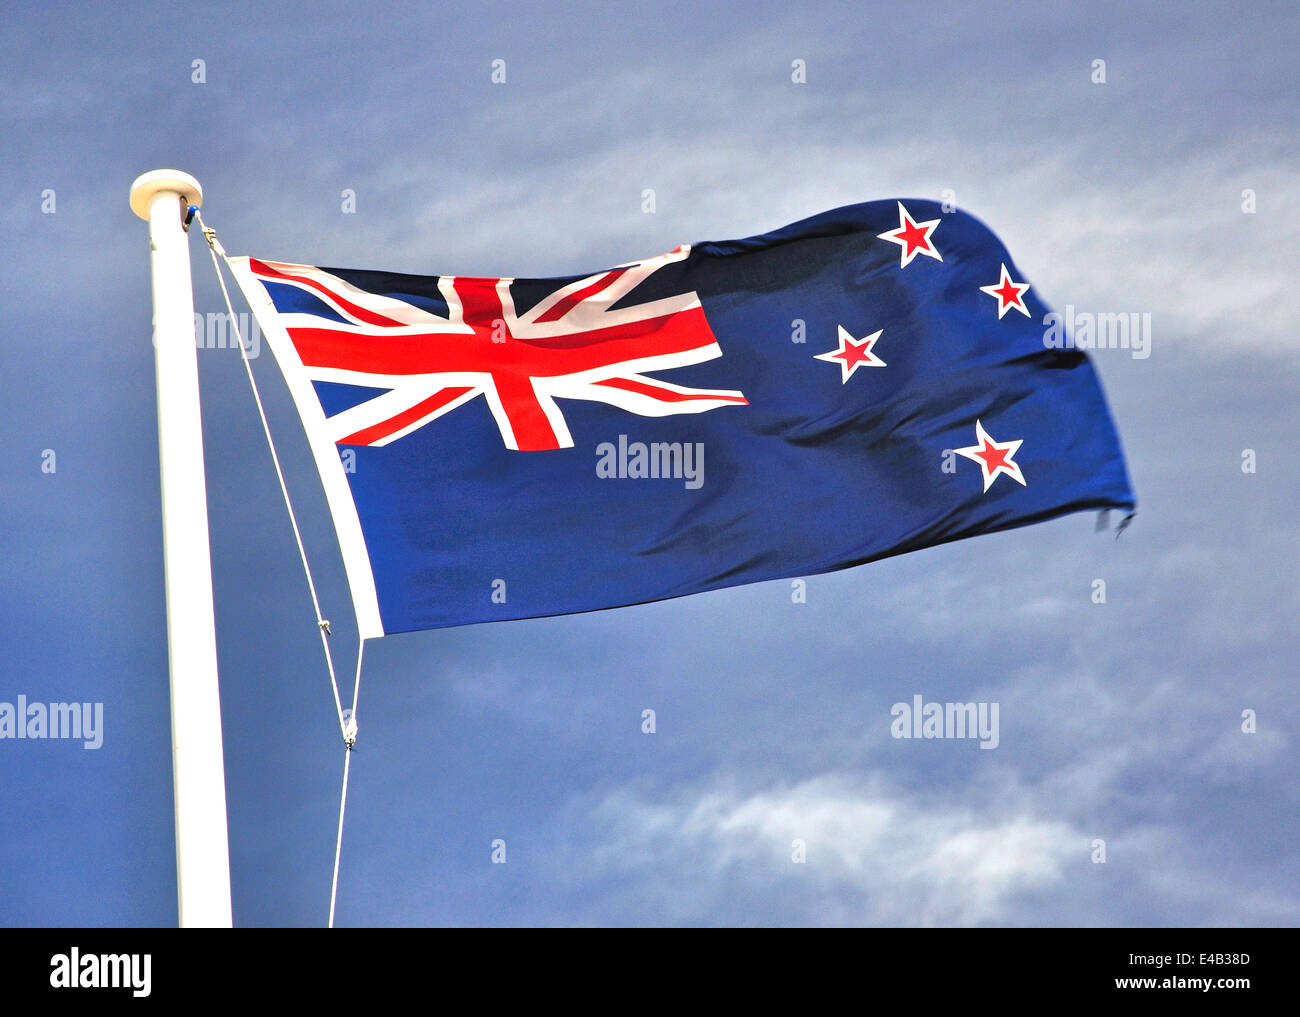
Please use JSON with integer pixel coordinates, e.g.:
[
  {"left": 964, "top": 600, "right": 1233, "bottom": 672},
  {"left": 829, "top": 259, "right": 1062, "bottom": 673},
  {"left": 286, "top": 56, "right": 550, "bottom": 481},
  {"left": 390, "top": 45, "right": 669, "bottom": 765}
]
[{"left": 229, "top": 199, "right": 1135, "bottom": 638}]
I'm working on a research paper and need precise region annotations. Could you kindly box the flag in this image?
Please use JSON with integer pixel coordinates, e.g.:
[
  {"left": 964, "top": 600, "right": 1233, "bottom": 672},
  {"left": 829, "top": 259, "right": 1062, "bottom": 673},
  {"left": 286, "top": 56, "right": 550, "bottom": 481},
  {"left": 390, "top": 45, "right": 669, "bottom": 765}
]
[{"left": 229, "top": 199, "right": 1135, "bottom": 638}]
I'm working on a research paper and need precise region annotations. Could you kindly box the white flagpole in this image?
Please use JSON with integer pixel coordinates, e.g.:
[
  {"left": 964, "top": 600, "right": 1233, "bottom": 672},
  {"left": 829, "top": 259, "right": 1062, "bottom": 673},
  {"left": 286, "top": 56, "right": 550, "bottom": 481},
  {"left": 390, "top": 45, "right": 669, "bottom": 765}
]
[{"left": 129, "top": 169, "right": 233, "bottom": 928}]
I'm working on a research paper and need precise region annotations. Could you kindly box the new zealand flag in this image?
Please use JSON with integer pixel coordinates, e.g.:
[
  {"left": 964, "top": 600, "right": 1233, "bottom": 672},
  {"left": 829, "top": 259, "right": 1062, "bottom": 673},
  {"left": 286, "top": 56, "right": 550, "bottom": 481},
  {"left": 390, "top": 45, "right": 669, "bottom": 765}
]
[{"left": 230, "top": 199, "right": 1135, "bottom": 638}]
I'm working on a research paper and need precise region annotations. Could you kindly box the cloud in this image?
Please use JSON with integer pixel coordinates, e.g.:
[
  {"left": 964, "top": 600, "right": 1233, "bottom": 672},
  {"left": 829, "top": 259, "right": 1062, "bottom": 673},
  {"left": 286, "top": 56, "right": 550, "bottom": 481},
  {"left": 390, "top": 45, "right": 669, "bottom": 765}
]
[{"left": 584, "top": 772, "right": 1080, "bottom": 925}]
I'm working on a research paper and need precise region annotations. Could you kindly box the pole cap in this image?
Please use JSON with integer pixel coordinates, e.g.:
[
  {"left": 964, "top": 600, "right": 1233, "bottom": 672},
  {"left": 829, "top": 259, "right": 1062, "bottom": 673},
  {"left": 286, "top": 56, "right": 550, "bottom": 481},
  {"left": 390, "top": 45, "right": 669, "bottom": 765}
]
[{"left": 129, "top": 169, "right": 203, "bottom": 220}]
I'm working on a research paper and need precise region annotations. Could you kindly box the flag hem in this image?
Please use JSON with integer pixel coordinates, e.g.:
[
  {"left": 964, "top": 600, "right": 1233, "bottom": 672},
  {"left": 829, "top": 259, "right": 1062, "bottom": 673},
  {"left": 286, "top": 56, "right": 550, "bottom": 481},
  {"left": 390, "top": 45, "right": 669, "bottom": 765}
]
[{"left": 226, "top": 256, "right": 386, "bottom": 640}]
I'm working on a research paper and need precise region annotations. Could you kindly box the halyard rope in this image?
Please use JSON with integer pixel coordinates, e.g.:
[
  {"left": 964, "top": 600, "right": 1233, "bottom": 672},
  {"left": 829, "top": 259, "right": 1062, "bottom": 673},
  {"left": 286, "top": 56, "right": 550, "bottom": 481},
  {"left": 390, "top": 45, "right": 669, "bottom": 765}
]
[
  {"left": 329, "top": 639, "right": 364, "bottom": 929},
  {"left": 196, "top": 211, "right": 361, "bottom": 928}
]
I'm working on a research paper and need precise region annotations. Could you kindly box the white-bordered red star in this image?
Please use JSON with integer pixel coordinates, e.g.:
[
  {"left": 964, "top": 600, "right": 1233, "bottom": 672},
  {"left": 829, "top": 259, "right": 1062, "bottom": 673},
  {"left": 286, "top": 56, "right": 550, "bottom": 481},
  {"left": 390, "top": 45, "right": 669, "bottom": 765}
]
[
  {"left": 877, "top": 201, "right": 942, "bottom": 268},
  {"left": 979, "top": 263, "right": 1030, "bottom": 318},
  {"left": 953, "top": 419, "right": 1026, "bottom": 492},
  {"left": 814, "top": 325, "right": 886, "bottom": 382}
]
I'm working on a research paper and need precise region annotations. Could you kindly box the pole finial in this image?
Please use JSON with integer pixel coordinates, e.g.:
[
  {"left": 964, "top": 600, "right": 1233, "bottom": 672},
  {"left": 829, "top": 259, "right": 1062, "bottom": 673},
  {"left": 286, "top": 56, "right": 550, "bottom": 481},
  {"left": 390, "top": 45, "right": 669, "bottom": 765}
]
[{"left": 129, "top": 169, "right": 203, "bottom": 221}]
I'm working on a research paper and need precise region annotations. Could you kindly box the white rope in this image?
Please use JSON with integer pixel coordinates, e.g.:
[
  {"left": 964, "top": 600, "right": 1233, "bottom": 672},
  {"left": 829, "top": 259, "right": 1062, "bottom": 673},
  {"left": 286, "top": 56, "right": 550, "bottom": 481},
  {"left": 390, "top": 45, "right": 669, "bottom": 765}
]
[
  {"left": 328, "top": 746, "right": 352, "bottom": 929},
  {"left": 198, "top": 215, "right": 350, "bottom": 739},
  {"left": 329, "top": 639, "right": 365, "bottom": 929},
  {"left": 195, "top": 212, "right": 366, "bottom": 928}
]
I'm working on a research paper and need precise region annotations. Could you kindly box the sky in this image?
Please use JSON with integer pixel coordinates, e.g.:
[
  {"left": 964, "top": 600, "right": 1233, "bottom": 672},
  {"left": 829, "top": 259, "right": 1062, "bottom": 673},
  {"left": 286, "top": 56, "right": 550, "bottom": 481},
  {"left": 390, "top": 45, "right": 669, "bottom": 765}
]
[{"left": 1, "top": 0, "right": 1296, "bottom": 927}]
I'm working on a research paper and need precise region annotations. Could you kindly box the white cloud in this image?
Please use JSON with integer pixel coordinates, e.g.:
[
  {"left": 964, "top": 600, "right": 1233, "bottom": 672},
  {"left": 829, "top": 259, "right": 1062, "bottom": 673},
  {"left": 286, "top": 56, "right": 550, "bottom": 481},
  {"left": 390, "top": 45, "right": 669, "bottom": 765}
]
[{"left": 586, "top": 773, "right": 1080, "bottom": 925}]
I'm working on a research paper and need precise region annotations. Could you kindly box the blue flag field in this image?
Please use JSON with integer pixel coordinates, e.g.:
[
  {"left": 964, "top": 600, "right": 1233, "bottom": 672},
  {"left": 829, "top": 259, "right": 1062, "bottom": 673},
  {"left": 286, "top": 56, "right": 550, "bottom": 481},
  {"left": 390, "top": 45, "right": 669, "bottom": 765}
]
[{"left": 230, "top": 199, "right": 1136, "bottom": 638}]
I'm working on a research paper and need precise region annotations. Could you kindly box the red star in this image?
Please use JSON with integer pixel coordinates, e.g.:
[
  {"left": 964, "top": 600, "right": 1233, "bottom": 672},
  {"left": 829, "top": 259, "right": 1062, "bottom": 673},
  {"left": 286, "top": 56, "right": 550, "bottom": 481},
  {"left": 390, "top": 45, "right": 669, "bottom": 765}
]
[
  {"left": 896, "top": 220, "right": 931, "bottom": 259},
  {"left": 814, "top": 325, "right": 886, "bottom": 382},
  {"left": 877, "top": 202, "right": 943, "bottom": 268},
  {"left": 974, "top": 441, "right": 1011, "bottom": 474},
  {"left": 953, "top": 419, "right": 1026, "bottom": 492},
  {"left": 979, "top": 263, "right": 1031, "bottom": 318}
]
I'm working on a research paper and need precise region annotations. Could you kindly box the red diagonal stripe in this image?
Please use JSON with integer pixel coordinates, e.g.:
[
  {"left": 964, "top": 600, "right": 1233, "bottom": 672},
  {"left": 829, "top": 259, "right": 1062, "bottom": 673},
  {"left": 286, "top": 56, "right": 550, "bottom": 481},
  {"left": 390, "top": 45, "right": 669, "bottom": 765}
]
[
  {"left": 251, "top": 259, "right": 405, "bottom": 328},
  {"left": 534, "top": 268, "right": 630, "bottom": 323},
  {"left": 339, "top": 386, "right": 475, "bottom": 446},
  {"left": 594, "top": 376, "right": 749, "bottom": 404}
]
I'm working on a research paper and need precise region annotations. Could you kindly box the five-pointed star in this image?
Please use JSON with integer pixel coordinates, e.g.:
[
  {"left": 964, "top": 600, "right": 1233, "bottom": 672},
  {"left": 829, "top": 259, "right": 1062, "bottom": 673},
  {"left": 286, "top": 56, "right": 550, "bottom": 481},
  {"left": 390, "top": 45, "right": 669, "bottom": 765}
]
[
  {"left": 877, "top": 201, "right": 943, "bottom": 268},
  {"left": 979, "top": 263, "right": 1031, "bottom": 318},
  {"left": 814, "top": 325, "right": 886, "bottom": 382},
  {"left": 953, "top": 419, "right": 1027, "bottom": 492}
]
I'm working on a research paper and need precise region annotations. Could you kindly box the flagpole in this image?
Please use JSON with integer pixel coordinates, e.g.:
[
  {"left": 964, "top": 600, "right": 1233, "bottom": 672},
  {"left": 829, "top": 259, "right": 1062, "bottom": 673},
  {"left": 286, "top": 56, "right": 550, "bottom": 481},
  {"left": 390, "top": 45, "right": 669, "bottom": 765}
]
[{"left": 129, "top": 169, "right": 233, "bottom": 928}]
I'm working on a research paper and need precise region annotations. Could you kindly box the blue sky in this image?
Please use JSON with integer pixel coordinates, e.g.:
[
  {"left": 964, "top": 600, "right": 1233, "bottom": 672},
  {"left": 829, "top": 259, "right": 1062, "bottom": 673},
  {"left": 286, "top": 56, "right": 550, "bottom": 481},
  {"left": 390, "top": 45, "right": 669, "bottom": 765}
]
[{"left": 1, "top": 0, "right": 1296, "bottom": 926}]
